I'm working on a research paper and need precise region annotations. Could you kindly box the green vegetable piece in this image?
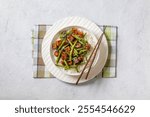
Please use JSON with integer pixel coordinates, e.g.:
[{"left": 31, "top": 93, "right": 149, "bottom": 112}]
[
  {"left": 64, "top": 60, "right": 69, "bottom": 70},
  {"left": 68, "top": 39, "right": 73, "bottom": 46},
  {"left": 79, "top": 49, "right": 87, "bottom": 54},
  {"left": 56, "top": 50, "right": 62, "bottom": 64},
  {"left": 55, "top": 64, "right": 64, "bottom": 67},
  {"left": 74, "top": 48, "right": 78, "bottom": 56},
  {"left": 75, "top": 65, "right": 79, "bottom": 72},
  {"left": 69, "top": 40, "right": 77, "bottom": 61},
  {"left": 69, "top": 65, "right": 77, "bottom": 68},
  {"left": 56, "top": 44, "right": 69, "bottom": 64},
  {"left": 59, "top": 31, "right": 67, "bottom": 39},
  {"left": 66, "top": 29, "right": 72, "bottom": 35},
  {"left": 80, "top": 62, "right": 86, "bottom": 65},
  {"left": 83, "top": 33, "right": 87, "bottom": 37},
  {"left": 57, "top": 39, "right": 66, "bottom": 50},
  {"left": 72, "top": 35, "right": 86, "bottom": 45}
]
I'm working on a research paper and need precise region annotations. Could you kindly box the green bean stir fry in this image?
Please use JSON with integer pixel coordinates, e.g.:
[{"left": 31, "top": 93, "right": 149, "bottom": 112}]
[{"left": 52, "top": 28, "right": 91, "bottom": 72}]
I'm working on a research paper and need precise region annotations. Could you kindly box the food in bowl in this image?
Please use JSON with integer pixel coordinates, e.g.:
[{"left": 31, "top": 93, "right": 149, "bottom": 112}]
[{"left": 52, "top": 27, "right": 92, "bottom": 72}]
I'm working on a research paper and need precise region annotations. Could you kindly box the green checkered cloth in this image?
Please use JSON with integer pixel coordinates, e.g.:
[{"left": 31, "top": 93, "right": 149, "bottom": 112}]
[{"left": 32, "top": 25, "right": 118, "bottom": 78}]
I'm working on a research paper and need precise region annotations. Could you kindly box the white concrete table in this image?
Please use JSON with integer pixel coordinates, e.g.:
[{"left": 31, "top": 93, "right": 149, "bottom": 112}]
[{"left": 0, "top": 0, "right": 150, "bottom": 99}]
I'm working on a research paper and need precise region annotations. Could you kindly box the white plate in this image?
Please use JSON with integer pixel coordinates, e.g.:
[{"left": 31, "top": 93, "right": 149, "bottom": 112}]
[{"left": 42, "top": 16, "right": 108, "bottom": 84}]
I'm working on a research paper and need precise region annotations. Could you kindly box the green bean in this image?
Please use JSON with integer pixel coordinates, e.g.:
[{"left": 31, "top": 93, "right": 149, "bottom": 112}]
[
  {"left": 83, "top": 33, "right": 87, "bottom": 37},
  {"left": 59, "top": 31, "right": 67, "bottom": 38},
  {"left": 72, "top": 35, "right": 86, "bottom": 45},
  {"left": 56, "top": 50, "right": 62, "bottom": 64},
  {"left": 81, "top": 51, "right": 87, "bottom": 56},
  {"left": 79, "top": 49, "right": 87, "bottom": 54},
  {"left": 57, "top": 39, "right": 66, "bottom": 50},
  {"left": 74, "top": 48, "right": 78, "bottom": 56},
  {"left": 64, "top": 60, "right": 69, "bottom": 70},
  {"left": 64, "top": 44, "right": 69, "bottom": 48},
  {"left": 69, "top": 40, "right": 77, "bottom": 61},
  {"left": 66, "top": 29, "right": 72, "bottom": 35},
  {"left": 69, "top": 65, "right": 77, "bottom": 68},
  {"left": 64, "top": 66, "right": 69, "bottom": 70},
  {"left": 68, "top": 39, "right": 73, "bottom": 46},
  {"left": 56, "top": 44, "right": 69, "bottom": 64},
  {"left": 55, "top": 64, "right": 64, "bottom": 67},
  {"left": 83, "top": 33, "right": 88, "bottom": 43},
  {"left": 75, "top": 65, "right": 79, "bottom": 72},
  {"left": 64, "top": 65, "right": 79, "bottom": 70}
]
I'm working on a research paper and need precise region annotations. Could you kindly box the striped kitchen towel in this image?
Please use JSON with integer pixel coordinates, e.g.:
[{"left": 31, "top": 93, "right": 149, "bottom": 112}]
[{"left": 32, "top": 25, "right": 118, "bottom": 78}]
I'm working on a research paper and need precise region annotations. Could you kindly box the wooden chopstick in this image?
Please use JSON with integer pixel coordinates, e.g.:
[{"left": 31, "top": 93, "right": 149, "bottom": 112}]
[
  {"left": 84, "top": 33, "right": 104, "bottom": 80},
  {"left": 76, "top": 30, "right": 105, "bottom": 85},
  {"left": 75, "top": 40, "right": 100, "bottom": 85}
]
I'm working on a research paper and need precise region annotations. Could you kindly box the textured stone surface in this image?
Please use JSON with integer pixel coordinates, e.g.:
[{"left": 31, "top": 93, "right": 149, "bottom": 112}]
[{"left": 0, "top": 0, "right": 150, "bottom": 99}]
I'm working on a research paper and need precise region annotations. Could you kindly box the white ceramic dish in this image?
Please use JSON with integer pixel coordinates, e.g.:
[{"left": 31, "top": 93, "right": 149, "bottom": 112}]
[
  {"left": 50, "top": 26, "right": 100, "bottom": 76},
  {"left": 42, "top": 16, "right": 108, "bottom": 84}
]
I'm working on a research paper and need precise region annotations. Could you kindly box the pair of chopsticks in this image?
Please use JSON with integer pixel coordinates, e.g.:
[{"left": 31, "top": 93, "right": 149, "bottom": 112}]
[{"left": 76, "top": 28, "right": 105, "bottom": 85}]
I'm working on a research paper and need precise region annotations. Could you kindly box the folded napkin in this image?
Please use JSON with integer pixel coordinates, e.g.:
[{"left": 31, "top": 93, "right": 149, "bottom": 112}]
[{"left": 32, "top": 25, "right": 118, "bottom": 78}]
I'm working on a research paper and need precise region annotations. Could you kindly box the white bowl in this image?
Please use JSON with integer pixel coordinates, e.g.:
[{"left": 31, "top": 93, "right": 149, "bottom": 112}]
[
  {"left": 42, "top": 16, "right": 108, "bottom": 84},
  {"left": 50, "top": 26, "right": 100, "bottom": 76}
]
